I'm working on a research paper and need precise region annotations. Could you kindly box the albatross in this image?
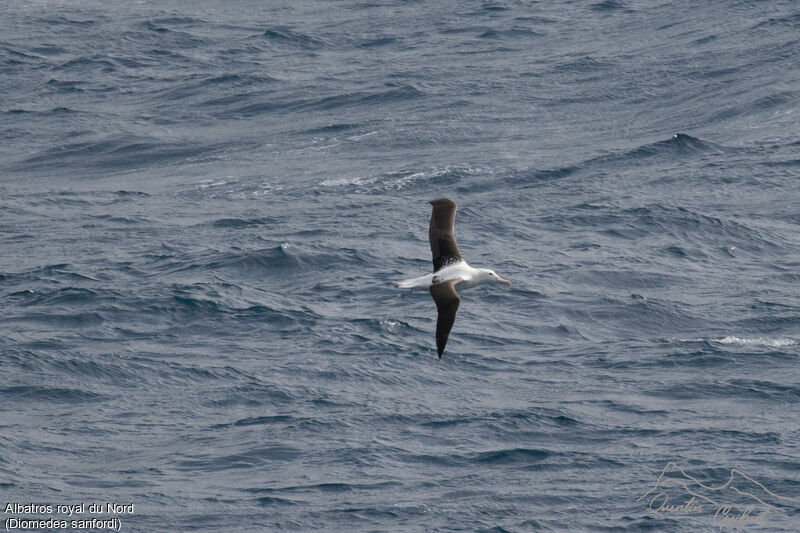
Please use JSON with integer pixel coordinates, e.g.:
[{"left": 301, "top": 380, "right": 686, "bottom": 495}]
[{"left": 394, "top": 198, "right": 511, "bottom": 357}]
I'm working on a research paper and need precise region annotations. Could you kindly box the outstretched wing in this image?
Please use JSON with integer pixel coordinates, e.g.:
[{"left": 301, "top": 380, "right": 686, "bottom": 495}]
[
  {"left": 428, "top": 198, "right": 463, "bottom": 272},
  {"left": 430, "top": 279, "right": 461, "bottom": 358}
]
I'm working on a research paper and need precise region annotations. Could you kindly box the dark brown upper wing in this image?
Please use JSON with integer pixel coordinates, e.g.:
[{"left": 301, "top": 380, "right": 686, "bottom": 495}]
[
  {"left": 428, "top": 198, "right": 463, "bottom": 272},
  {"left": 430, "top": 279, "right": 461, "bottom": 358}
]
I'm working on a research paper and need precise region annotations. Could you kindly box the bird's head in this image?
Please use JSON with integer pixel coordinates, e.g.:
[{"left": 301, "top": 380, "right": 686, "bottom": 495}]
[{"left": 480, "top": 269, "right": 511, "bottom": 286}]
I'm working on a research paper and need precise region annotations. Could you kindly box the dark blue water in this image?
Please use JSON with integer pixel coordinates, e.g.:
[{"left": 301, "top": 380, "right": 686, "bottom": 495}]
[{"left": 2, "top": 1, "right": 799, "bottom": 531}]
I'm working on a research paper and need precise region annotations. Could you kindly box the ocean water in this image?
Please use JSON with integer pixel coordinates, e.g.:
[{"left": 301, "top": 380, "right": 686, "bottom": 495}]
[{"left": 1, "top": 0, "right": 799, "bottom": 531}]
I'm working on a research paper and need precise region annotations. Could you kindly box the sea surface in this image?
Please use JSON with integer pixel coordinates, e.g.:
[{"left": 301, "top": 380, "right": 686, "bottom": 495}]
[{"left": 1, "top": 1, "right": 799, "bottom": 531}]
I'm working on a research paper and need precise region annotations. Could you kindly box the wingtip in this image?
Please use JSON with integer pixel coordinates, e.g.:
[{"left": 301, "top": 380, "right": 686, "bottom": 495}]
[{"left": 429, "top": 198, "right": 455, "bottom": 207}]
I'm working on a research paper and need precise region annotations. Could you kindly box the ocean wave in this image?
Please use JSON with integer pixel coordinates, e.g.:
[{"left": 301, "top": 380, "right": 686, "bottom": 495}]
[
  {"left": 299, "top": 84, "right": 424, "bottom": 112},
  {"left": 715, "top": 336, "right": 799, "bottom": 347},
  {"left": 0, "top": 385, "right": 107, "bottom": 403},
  {"left": 505, "top": 133, "right": 733, "bottom": 191},
  {"left": 357, "top": 36, "right": 398, "bottom": 48},
  {"left": 132, "top": 20, "right": 212, "bottom": 48},
  {"left": 593, "top": 133, "right": 729, "bottom": 167},
  {"left": 3, "top": 106, "right": 78, "bottom": 116},
  {"left": 157, "top": 72, "right": 279, "bottom": 103},
  {"left": 590, "top": 0, "right": 631, "bottom": 12},
  {"left": 19, "top": 190, "right": 149, "bottom": 207},
  {"left": 320, "top": 166, "right": 478, "bottom": 191},
  {"left": 473, "top": 447, "right": 551, "bottom": 464},
  {"left": 18, "top": 134, "right": 220, "bottom": 172},
  {"left": 478, "top": 27, "right": 544, "bottom": 40},
  {"left": 0, "top": 263, "right": 101, "bottom": 285},
  {"left": 261, "top": 27, "right": 331, "bottom": 49},
  {"left": 209, "top": 217, "right": 277, "bottom": 228},
  {"left": 14, "top": 287, "right": 102, "bottom": 306},
  {"left": 2, "top": 311, "right": 104, "bottom": 329}
]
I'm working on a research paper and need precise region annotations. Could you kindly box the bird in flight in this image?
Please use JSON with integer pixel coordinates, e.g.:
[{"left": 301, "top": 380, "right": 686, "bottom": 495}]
[{"left": 394, "top": 198, "right": 511, "bottom": 357}]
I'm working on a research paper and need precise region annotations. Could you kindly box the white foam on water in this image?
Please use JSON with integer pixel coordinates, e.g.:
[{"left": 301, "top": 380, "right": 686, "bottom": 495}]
[
  {"left": 716, "top": 336, "right": 798, "bottom": 347},
  {"left": 320, "top": 175, "right": 377, "bottom": 187}
]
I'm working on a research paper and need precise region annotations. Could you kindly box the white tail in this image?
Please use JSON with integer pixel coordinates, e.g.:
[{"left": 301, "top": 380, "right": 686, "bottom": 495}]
[{"left": 393, "top": 273, "right": 434, "bottom": 290}]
